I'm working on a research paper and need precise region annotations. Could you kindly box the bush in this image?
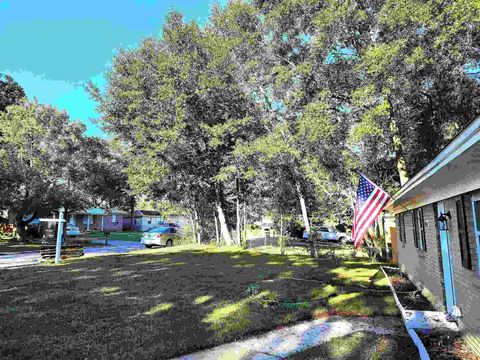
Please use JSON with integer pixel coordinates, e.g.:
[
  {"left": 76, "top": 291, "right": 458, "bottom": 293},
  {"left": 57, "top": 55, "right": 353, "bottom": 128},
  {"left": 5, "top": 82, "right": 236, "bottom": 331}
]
[{"left": 0, "top": 224, "right": 16, "bottom": 239}]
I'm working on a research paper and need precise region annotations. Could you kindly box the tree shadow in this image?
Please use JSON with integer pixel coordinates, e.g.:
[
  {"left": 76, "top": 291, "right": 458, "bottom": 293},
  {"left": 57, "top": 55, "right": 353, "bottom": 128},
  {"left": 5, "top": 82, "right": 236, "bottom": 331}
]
[{"left": 0, "top": 246, "right": 403, "bottom": 359}]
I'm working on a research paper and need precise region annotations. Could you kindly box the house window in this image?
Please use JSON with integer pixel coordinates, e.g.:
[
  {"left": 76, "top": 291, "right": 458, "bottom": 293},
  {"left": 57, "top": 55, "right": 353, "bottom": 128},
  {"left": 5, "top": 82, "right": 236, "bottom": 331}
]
[
  {"left": 412, "top": 211, "right": 419, "bottom": 248},
  {"left": 398, "top": 213, "right": 406, "bottom": 243},
  {"left": 112, "top": 214, "right": 117, "bottom": 224},
  {"left": 456, "top": 196, "right": 472, "bottom": 269},
  {"left": 415, "top": 208, "right": 426, "bottom": 251},
  {"left": 82, "top": 215, "right": 93, "bottom": 225}
]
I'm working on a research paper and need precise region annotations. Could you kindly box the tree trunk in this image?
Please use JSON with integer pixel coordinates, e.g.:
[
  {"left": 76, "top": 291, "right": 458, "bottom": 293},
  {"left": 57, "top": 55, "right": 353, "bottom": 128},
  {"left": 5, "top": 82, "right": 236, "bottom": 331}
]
[
  {"left": 235, "top": 178, "right": 241, "bottom": 245},
  {"left": 236, "top": 197, "right": 241, "bottom": 245},
  {"left": 388, "top": 101, "right": 409, "bottom": 185},
  {"left": 214, "top": 213, "right": 220, "bottom": 245},
  {"left": 296, "top": 182, "right": 310, "bottom": 233},
  {"left": 243, "top": 201, "right": 247, "bottom": 247},
  {"left": 129, "top": 196, "right": 135, "bottom": 231},
  {"left": 15, "top": 216, "right": 27, "bottom": 242},
  {"left": 215, "top": 183, "right": 232, "bottom": 245},
  {"left": 217, "top": 203, "right": 232, "bottom": 246},
  {"left": 194, "top": 208, "right": 201, "bottom": 244},
  {"left": 15, "top": 212, "right": 36, "bottom": 242},
  {"left": 190, "top": 213, "right": 196, "bottom": 244}
]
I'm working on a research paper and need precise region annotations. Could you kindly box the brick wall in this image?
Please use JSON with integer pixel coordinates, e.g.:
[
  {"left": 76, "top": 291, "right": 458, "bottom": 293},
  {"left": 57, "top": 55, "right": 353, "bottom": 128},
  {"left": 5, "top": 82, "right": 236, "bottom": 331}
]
[
  {"left": 104, "top": 215, "right": 123, "bottom": 232},
  {"left": 396, "top": 204, "right": 446, "bottom": 309},
  {"left": 445, "top": 193, "right": 480, "bottom": 353},
  {"left": 396, "top": 190, "right": 480, "bottom": 354}
]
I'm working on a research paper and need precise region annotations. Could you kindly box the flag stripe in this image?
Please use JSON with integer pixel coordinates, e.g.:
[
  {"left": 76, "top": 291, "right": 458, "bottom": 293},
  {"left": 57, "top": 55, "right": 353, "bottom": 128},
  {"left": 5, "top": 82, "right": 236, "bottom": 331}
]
[
  {"left": 352, "top": 174, "right": 391, "bottom": 248},
  {"left": 353, "top": 194, "right": 390, "bottom": 247},
  {"left": 355, "top": 189, "right": 382, "bottom": 229},
  {"left": 354, "top": 196, "right": 389, "bottom": 248},
  {"left": 355, "top": 191, "right": 387, "bottom": 235},
  {"left": 354, "top": 194, "right": 389, "bottom": 242}
]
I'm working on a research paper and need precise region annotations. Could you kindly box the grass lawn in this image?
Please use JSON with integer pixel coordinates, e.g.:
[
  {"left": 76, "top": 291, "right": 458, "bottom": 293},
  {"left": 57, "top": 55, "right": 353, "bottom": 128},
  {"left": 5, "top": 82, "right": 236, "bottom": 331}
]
[
  {"left": 0, "top": 245, "right": 417, "bottom": 359},
  {"left": 86, "top": 231, "right": 142, "bottom": 242}
]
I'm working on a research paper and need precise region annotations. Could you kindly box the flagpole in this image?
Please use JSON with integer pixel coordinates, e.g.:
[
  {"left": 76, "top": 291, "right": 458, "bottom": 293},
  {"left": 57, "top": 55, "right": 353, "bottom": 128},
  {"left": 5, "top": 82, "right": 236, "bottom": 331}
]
[{"left": 350, "top": 180, "right": 357, "bottom": 258}]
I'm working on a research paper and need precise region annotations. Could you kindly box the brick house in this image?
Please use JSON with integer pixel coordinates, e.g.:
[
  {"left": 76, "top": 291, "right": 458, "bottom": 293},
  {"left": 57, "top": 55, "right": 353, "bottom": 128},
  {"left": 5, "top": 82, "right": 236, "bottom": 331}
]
[
  {"left": 68, "top": 208, "right": 128, "bottom": 232},
  {"left": 388, "top": 115, "right": 480, "bottom": 353}
]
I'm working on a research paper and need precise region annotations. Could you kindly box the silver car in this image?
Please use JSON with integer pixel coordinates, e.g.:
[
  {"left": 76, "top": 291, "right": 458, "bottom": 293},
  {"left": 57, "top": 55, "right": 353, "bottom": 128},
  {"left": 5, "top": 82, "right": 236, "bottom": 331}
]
[{"left": 141, "top": 225, "right": 179, "bottom": 248}]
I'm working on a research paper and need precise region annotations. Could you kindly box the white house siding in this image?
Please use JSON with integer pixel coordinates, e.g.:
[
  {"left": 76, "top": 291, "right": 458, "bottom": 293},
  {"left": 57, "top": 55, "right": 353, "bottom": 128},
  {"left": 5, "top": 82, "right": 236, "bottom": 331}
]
[{"left": 137, "top": 216, "right": 164, "bottom": 231}]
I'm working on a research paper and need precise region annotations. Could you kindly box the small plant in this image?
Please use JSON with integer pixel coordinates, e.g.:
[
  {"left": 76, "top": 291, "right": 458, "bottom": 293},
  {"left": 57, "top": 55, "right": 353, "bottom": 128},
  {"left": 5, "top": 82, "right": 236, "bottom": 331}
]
[{"left": 245, "top": 283, "right": 259, "bottom": 296}]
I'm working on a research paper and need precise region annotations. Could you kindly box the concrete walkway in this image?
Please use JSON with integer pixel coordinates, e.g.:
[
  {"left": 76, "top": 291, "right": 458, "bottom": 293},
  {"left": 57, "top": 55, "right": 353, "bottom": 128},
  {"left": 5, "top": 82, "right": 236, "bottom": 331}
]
[
  {"left": 0, "top": 250, "right": 40, "bottom": 268},
  {"left": 174, "top": 316, "right": 411, "bottom": 360}
]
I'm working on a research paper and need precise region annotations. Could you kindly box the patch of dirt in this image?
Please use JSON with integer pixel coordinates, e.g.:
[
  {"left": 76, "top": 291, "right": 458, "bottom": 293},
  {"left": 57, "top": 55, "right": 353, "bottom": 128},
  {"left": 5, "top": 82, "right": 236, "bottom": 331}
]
[
  {"left": 419, "top": 332, "right": 480, "bottom": 360},
  {"left": 384, "top": 268, "right": 435, "bottom": 311}
]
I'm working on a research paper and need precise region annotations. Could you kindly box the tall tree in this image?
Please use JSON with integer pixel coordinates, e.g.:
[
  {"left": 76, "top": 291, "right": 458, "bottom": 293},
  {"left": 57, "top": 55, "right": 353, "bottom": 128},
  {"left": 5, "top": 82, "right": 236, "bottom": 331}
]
[
  {"left": 0, "top": 101, "right": 123, "bottom": 241},
  {"left": 90, "top": 11, "right": 259, "bottom": 243},
  {"left": 0, "top": 74, "right": 25, "bottom": 113}
]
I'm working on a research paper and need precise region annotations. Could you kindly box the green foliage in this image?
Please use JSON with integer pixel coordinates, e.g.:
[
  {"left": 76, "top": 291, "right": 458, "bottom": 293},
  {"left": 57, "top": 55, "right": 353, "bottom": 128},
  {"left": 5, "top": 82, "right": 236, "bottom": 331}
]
[
  {"left": 296, "top": 100, "right": 336, "bottom": 143},
  {"left": 349, "top": 102, "right": 388, "bottom": 144},
  {"left": 0, "top": 74, "right": 25, "bottom": 113},
  {"left": 379, "top": 0, "right": 435, "bottom": 29},
  {"left": 359, "top": 39, "right": 408, "bottom": 75},
  {"left": 91, "top": 0, "right": 480, "bottom": 241},
  {"left": 404, "top": 46, "right": 433, "bottom": 69}
]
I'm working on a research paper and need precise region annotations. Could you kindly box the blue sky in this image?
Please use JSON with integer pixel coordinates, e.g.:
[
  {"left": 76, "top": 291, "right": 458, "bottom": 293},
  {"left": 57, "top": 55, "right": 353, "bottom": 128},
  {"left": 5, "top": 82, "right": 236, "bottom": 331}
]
[{"left": 0, "top": 0, "right": 226, "bottom": 137}]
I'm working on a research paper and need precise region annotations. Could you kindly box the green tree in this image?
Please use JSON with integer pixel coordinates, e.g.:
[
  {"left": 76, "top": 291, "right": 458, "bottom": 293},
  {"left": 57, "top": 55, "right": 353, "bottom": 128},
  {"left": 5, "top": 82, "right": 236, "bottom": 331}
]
[
  {"left": 90, "top": 11, "right": 260, "bottom": 244},
  {"left": 0, "top": 74, "right": 25, "bottom": 113},
  {"left": 0, "top": 101, "right": 123, "bottom": 241}
]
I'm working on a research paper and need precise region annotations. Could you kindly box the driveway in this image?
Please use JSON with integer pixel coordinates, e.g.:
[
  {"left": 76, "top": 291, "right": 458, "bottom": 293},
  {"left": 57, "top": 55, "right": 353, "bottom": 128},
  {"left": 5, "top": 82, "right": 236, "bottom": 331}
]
[
  {"left": 0, "top": 240, "right": 143, "bottom": 268},
  {"left": 0, "top": 250, "right": 41, "bottom": 269}
]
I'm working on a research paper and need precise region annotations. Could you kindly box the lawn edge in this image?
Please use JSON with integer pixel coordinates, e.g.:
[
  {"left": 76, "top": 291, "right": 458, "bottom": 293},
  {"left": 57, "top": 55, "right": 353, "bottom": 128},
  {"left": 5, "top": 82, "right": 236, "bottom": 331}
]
[{"left": 380, "top": 266, "right": 430, "bottom": 360}]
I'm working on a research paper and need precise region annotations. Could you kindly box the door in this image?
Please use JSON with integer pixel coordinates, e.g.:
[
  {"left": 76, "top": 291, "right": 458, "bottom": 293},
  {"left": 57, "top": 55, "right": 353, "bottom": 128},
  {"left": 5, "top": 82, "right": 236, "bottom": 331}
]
[
  {"left": 471, "top": 196, "right": 480, "bottom": 276},
  {"left": 437, "top": 201, "right": 457, "bottom": 315}
]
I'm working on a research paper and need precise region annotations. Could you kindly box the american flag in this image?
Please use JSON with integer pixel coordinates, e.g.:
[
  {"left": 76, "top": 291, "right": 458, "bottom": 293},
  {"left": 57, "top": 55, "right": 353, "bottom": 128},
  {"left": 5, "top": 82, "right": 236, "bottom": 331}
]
[{"left": 352, "top": 174, "right": 391, "bottom": 248}]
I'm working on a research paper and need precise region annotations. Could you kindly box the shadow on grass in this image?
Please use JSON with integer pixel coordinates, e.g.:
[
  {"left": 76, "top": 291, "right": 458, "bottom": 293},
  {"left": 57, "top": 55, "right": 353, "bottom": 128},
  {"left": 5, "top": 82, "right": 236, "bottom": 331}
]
[{"left": 0, "top": 245, "right": 404, "bottom": 360}]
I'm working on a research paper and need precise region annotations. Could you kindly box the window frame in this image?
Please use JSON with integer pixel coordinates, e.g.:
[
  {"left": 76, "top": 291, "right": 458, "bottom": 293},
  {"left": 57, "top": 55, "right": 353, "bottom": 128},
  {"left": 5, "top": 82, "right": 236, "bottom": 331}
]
[
  {"left": 398, "top": 213, "right": 406, "bottom": 244},
  {"left": 412, "top": 210, "right": 419, "bottom": 248},
  {"left": 417, "top": 208, "right": 427, "bottom": 251},
  {"left": 456, "top": 196, "right": 472, "bottom": 270}
]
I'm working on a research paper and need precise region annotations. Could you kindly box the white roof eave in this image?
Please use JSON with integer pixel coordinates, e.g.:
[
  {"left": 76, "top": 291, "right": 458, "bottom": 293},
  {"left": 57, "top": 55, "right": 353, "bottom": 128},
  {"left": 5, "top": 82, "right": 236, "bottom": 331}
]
[{"left": 388, "top": 115, "right": 480, "bottom": 209}]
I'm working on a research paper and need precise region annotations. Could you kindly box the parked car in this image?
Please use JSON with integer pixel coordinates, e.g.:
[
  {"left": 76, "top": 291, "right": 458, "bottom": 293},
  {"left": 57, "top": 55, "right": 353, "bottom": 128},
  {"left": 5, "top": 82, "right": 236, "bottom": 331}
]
[
  {"left": 303, "top": 226, "right": 352, "bottom": 244},
  {"left": 141, "top": 225, "right": 179, "bottom": 248},
  {"left": 65, "top": 223, "right": 81, "bottom": 237}
]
